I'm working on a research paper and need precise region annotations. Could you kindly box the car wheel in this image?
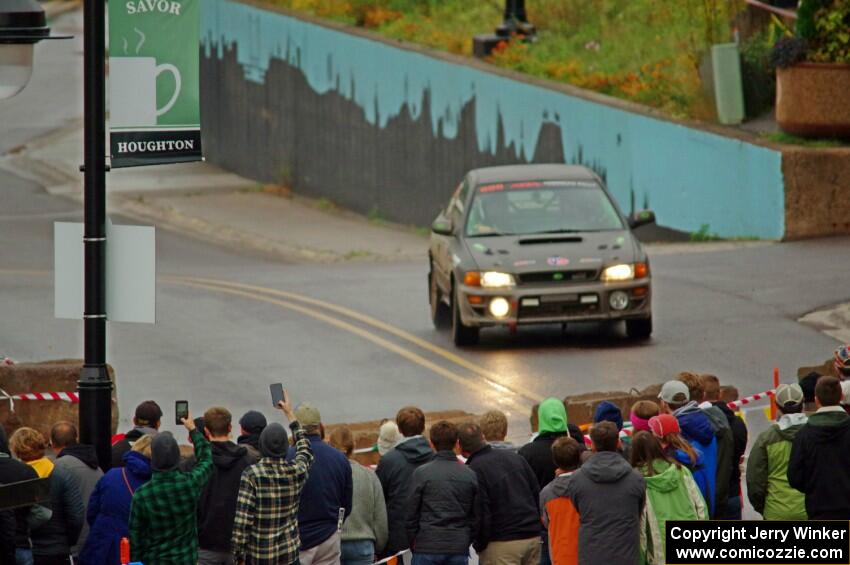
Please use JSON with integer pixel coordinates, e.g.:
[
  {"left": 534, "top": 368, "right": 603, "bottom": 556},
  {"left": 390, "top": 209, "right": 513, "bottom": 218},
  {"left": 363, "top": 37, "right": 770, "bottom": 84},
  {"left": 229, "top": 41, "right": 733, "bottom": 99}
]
[
  {"left": 429, "top": 267, "right": 451, "bottom": 329},
  {"left": 626, "top": 317, "right": 653, "bottom": 340},
  {"left": 451, "top": 283, "right": 479, "bottom": 346}
]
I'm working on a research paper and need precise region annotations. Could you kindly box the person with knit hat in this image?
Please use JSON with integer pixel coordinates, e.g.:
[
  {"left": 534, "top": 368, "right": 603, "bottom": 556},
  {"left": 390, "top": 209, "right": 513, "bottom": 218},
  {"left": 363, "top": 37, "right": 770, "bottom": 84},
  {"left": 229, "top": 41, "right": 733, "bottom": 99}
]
[
  {"left": 746, "top": 383, "right": 807, "bottom": 520},
  {"left": 630, "top": 431, "right": 707, "bottom": 565},
  {"left": 129, "top": 411, "right": 213, "bottom": 565},
  {"left": 232, "top": 393, "right": 314, "bottom": 565},
  {"left": 593, "top": 401, "right": 630, "bottom": 460},
  {"left": 238, "top": 410, "right": 267, "bottom": 459},
  {"left": 658, "top": 380, "right": 719, "bottom": 517},
  {"left": 377, "top": 420, "right": 402, "bottom": 457},
  {"left": 648, "top": 414, "right": 711, "bottom": 514}
]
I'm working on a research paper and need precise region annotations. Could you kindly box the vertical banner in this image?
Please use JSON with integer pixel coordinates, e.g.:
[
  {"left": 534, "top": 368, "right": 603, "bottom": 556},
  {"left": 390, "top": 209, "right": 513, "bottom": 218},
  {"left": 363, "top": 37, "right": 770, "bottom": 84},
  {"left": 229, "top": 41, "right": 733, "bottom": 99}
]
[{"left": 109, "top": 0, "right": 202, "bottom": 168}]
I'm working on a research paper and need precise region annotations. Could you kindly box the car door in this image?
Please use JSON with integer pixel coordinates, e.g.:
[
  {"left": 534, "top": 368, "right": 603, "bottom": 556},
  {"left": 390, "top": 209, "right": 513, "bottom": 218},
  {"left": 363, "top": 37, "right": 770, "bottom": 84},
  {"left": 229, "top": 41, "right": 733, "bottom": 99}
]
[{"left": 434, "top": 180, "right": 467, "bottom": 294}]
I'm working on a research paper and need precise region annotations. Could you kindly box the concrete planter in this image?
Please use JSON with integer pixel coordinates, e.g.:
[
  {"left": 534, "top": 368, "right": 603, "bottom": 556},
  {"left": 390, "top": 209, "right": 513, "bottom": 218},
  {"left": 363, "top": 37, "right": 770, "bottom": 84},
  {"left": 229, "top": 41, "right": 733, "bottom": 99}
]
[{"left": 776, "top": 62, "right": 850, "bottom": 137}]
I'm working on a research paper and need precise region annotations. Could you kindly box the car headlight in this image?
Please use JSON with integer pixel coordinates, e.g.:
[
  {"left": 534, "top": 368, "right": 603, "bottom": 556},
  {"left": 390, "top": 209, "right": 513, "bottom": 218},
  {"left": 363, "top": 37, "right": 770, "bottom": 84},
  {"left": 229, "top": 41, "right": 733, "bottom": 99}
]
[
  {"left": 480, "top": 272, "right": 516, "bottom": 288},
  {"left": 601, "top": 264, "right": 634, "bottom": 282}
]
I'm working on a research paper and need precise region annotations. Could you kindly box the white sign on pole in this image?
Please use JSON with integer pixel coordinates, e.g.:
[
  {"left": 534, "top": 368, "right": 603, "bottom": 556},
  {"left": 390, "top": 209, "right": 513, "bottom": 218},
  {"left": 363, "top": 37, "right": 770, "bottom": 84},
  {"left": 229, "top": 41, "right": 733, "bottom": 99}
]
[{"left": 54, "top": 220, "right": 156, "bottom": 323}]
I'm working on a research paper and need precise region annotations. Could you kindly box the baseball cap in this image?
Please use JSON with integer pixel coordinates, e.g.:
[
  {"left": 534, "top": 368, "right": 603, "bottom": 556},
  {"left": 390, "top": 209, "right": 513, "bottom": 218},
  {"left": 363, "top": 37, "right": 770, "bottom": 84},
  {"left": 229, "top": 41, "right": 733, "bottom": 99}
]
[
  {"left": 134, "top": 401, "right": 163, "bottom": 426},
  {"left": 658, "top": 381, "right": 690, "bottom": 404},
  {"left": 775, "top": 384, "right": 804, "bottom": 408},
  {"left": 295, "top": 403, "right": 322, "bottom": 427}
]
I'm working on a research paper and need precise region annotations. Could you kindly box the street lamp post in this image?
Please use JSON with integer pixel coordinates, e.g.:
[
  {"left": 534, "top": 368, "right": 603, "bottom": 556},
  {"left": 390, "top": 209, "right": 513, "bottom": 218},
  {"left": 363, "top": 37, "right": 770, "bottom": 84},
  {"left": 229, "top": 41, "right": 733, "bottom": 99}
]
[
  {"left": 79, "top": 0, "right": 112, "bottom": 471},
  {"left": 1, "top": 0, "right": 112, "bottom": 470}
]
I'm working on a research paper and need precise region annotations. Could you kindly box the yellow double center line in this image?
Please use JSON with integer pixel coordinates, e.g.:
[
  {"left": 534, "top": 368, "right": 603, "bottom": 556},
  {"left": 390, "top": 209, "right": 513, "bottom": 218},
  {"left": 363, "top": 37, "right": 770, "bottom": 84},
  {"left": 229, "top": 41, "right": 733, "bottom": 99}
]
[
  {"left": 0, "top": 269, "right": 542, "bottom": 413},
  {"left": 163, "top": 276, "right": 542, "bottom": 413}
]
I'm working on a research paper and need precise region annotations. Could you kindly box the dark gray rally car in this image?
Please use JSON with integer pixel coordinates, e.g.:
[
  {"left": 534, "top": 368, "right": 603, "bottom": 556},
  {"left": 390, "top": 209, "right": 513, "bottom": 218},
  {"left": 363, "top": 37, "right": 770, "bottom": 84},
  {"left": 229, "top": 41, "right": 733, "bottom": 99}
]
[{"left": 428, "top": 164, "right": 656, "bottom": 346}]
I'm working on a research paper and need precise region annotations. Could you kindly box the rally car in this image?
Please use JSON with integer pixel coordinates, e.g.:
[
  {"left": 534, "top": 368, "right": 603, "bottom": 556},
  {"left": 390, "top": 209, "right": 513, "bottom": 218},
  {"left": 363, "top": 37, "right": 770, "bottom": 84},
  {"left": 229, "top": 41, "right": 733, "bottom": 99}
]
[{"left": 428, "top": 164, "right": 656, "bottom": 346}]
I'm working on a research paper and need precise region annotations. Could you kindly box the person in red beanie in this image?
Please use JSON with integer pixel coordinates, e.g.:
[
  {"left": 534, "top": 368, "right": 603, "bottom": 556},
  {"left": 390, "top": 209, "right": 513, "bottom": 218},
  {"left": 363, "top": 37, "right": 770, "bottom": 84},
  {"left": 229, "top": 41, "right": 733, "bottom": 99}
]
[{"left": 648, "top": 414, "right": 711, "bottom": 512}]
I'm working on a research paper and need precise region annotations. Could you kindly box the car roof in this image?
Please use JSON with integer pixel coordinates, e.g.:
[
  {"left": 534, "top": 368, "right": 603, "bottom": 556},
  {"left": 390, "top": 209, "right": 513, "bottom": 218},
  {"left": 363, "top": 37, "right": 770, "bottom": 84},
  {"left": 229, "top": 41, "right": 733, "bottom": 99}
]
[{"left": 467, "top": 164, "right": 600, "bottom": 186}]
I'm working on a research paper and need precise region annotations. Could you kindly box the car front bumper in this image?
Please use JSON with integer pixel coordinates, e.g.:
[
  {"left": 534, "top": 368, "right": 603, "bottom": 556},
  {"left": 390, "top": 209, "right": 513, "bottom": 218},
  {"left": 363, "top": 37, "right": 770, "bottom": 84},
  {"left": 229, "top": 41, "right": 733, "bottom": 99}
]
[{"left": 457, "top": 279, "right": 651, "bottom": 327}]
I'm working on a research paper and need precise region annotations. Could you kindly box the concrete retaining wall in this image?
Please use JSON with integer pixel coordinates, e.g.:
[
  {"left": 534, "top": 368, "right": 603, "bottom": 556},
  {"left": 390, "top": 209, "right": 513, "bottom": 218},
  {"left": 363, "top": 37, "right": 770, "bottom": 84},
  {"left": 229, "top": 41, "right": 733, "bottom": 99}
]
[
  {"left": 782, "top": 147, "right": 850, "bottom": 239},
  {"left": 200, "top": 0, "right": 787, "bottom": 239}
]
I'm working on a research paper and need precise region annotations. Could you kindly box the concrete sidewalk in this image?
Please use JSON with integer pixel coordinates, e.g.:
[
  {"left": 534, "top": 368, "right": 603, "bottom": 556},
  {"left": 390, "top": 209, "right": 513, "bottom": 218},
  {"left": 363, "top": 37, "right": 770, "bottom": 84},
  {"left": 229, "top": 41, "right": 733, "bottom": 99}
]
[{"left": 1, "top": 122, "right": 429, "bottom": 262}]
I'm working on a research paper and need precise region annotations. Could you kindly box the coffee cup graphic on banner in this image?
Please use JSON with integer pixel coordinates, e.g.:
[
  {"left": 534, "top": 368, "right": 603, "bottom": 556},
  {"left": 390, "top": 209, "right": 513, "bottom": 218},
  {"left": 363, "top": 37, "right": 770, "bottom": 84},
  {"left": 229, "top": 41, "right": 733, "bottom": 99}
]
[{"left": 110, "top": 57, "right": 181, "bottom": 127}]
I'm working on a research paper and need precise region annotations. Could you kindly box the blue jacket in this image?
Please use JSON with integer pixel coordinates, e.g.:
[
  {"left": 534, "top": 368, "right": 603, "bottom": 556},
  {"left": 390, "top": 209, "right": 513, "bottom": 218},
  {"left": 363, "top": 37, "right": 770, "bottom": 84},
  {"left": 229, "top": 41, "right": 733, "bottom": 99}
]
[
  {"left": 288, "top": 434, "right": 353, "bottom": 550},
  {"left": 675, "top": 403, "right": 718, "bottom": 517},
  {"left": 78, "top": 451, "right": 152, "bottom": 565}
]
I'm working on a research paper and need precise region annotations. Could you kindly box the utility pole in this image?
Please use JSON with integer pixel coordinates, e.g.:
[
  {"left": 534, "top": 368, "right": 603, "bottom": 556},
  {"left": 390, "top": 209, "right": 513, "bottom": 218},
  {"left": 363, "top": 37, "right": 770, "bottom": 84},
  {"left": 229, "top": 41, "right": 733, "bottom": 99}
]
[{"left": 78, "top": 0, "right": 112, "bottom": 471}]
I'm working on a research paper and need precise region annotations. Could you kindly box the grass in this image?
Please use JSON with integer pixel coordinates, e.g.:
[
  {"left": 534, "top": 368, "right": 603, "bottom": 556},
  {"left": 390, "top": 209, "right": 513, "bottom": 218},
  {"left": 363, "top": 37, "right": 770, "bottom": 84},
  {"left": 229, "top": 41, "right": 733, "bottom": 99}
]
[
  {"left": 763, "top": 131, "right": 850, "bottom": 148},
  {"left": 689, "top": 223, "right": 722, "bottom": 242},
  {"left": 265, "top": 0, "right": 745, "bottom": 119}
]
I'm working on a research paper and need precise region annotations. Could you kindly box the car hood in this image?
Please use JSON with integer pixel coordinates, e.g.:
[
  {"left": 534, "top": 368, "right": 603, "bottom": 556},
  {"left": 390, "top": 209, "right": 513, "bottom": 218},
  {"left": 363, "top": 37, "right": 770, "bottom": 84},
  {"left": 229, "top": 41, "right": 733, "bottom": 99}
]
[{"left": 463, "top": 230, "right": 640, "bottom": 273}]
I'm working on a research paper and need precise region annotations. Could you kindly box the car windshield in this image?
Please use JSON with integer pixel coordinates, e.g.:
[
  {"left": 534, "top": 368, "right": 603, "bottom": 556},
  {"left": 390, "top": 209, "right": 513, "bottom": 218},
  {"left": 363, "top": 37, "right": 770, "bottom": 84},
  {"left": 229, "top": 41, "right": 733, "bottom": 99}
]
[{"left": 465, "top": 181, "right": 625, "bottom": 237}]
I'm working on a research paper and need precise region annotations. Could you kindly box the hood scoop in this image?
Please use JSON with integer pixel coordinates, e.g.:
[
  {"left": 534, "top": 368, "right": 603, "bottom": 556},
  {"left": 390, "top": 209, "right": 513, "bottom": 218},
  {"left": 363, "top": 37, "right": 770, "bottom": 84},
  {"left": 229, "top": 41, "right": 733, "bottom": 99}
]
[{"left": 519, "top": 236, "right": 583, "bottom": 245}]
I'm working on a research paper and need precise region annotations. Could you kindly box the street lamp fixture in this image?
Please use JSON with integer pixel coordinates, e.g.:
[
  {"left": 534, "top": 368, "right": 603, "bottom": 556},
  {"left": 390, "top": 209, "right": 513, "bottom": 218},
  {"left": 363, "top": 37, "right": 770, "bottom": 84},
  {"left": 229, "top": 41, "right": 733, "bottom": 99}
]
[{"left": 0, "top": 0, "right": 70, "bottom": 100}]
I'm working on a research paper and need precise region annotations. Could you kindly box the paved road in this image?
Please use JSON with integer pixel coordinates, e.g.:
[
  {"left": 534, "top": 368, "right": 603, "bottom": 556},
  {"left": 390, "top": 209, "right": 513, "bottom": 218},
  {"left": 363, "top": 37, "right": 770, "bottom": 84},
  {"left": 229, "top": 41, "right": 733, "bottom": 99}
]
[{"left": 2, "top": 11, "right": 849, "bottom": 448}]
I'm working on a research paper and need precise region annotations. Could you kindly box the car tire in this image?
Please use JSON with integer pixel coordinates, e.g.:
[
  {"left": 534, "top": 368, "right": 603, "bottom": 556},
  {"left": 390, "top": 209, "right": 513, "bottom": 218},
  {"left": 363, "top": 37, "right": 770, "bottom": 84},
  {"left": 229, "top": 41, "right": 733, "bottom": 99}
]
[
  {"left": 451, "top": 283, "right": 479, "bottom": 346},
  {"left": 626, "top": 317, "right": 653, "bottom": 340},
  {"left": 429, "top": 267, "right": 451, "bottom": 329}
]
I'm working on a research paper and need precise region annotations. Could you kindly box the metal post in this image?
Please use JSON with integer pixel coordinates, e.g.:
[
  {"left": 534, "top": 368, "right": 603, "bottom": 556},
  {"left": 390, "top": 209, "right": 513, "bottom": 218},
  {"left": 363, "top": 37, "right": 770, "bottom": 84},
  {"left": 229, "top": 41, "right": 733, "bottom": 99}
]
[{"left": 77, "top": 0, "right": 112, "bottom": 471}]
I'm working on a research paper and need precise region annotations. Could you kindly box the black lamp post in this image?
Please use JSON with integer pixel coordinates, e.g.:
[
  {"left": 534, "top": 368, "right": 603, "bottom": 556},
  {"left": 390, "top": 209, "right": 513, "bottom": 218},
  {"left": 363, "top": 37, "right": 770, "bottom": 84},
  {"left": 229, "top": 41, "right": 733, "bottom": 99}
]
[{"left": 1, "top": 0, "right": 112, "bottom": 471}]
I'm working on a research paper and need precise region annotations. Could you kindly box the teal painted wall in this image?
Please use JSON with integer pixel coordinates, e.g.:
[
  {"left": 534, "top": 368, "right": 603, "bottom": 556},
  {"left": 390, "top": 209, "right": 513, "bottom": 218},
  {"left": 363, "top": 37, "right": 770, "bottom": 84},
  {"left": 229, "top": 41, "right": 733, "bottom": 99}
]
[{"left": 202, "top": 0, "right": 785, "bottom": 239}]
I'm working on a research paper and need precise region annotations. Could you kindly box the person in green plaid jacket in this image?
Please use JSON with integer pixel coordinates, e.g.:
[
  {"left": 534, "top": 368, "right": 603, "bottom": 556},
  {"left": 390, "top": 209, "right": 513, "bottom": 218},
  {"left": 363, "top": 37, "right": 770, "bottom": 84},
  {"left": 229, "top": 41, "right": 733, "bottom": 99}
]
[
  {"left": 232, "top": 392, "right": 314, "bottom": 565},
  {"left": 129, "top": 412, "right": 213, "bottom": 564}
]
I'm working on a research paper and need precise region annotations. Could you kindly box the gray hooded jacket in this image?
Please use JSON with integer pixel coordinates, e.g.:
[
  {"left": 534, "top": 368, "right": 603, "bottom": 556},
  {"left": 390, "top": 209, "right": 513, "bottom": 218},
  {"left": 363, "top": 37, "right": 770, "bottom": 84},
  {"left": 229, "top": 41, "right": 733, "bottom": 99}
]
[{"left": 566, "top": 451, "right": 645, "bottom": 565}]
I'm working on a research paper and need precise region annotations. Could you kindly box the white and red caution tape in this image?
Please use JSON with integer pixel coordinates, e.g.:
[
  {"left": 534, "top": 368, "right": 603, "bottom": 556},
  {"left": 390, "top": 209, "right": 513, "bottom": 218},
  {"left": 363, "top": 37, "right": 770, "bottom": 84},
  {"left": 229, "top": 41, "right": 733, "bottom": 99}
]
[
  {"left": 727, "top": 389, "right": 775, "bottom": 410},
  {"left": 12, "top": 391, "right": 79, "bottom": 403},
  {"left": 371, "top": 550, "right": 411, "bottom": 564}
]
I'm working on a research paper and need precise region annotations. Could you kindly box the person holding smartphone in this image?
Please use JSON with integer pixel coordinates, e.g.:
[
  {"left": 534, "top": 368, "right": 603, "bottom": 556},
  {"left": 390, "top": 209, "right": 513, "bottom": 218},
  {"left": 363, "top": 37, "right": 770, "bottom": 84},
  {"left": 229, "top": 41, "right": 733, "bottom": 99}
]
[
  {"left": 128, "top": 409, "right": 214, "bottom": 565},
  {"left": 232, "top": 391, "right": 315, "bottom": 565}
]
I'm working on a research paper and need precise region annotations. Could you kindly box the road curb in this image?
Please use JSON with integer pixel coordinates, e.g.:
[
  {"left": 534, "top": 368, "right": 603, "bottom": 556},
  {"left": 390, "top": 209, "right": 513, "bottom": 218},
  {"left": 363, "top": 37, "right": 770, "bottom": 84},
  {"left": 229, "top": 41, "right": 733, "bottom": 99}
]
[{"left": 799, "top": 302, "right": 850, "bottom": 343}]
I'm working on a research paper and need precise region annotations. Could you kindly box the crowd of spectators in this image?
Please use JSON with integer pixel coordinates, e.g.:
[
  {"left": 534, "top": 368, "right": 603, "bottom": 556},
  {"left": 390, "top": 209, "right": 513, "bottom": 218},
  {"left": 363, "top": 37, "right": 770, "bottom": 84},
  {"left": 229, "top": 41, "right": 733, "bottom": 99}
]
[{"left": 2, "top": 345, "right": 850, "bottom": 565}]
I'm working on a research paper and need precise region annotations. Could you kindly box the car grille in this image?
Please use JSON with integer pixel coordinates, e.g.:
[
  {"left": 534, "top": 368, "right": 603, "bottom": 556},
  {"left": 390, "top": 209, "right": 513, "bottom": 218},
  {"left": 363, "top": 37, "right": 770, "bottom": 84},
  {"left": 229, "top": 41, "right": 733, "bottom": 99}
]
[
  {"left": 518, "top": 301, "right": 600, "bottom": 320},
  {"left": 517, "top": 270, "right": 598, "bottom": 285}
]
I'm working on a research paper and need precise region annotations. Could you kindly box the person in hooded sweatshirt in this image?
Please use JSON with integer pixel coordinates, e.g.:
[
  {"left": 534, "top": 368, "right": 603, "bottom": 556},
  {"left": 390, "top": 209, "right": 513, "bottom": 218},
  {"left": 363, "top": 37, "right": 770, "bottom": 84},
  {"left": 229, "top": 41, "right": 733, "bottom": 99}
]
[
  {"left": 520, "top": 399, "right": 585, "bottom": 565},
  {"left": 519, "top": 398, "right": 585, "bottom": 491},
  {"left": 0, "top": 426, "right": 51, "bottom": 565},
  {"left": 49, "top": 421, "right": 103, "bottom": 559},
  {"left": 788, "top": 376, "right": 850, "bottom": 519},
  {"left": 677, "top": 373, "right": 735, "bottom": 517},
  {"left": 539, "top": 436, "right": 583, "bottom": 565},
  {"left": 129, "top": 412, "right": 213, "bottom": 564},
  {"left": 746, "top": 383, "right": 808, "bottom": 520},
  {"left": 111, "top": 400, "right": 162, "bottom": 468},
  {"left": 648, "top": 414, "right": 709, "bottom": 510},
  {"left": 566, "top": 422, "right": 645, "bottom": 565},
  {"left": 376, "top": 406, "right": 435, "bottom": 558},
  {"left": 630, "top": 431, "right": 707, "bottom": 565},
  {"left": 10, "top": 427, "right": 84, "bottom": 565},
  {"left": 180, "top": 406, "right": 257, "bottom": 565},
  {"left": 80, "top": 434, "right": 154, "bottom": 565},
  {"left": 657, "top": 380, "right": 718, "bottom": 517}
]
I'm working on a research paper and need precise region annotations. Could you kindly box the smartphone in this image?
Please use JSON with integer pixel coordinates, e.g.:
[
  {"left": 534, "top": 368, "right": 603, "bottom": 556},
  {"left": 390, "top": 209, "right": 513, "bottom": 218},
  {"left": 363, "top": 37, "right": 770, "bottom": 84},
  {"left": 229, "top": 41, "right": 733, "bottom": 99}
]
[
  {"left": 270, "top": 383, "right": 284, "bottom": 408},
  {"left": 175, "top": 400, "right": 189, "bottom": 425}
]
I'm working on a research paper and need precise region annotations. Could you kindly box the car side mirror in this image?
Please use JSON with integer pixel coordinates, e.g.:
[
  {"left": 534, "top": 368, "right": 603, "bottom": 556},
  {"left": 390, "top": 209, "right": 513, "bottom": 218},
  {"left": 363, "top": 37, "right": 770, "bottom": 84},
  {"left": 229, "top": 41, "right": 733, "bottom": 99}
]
[
  {"left": 629, "top": 209, "right": 656, "bottom": 229},
  {"left": 431, "top": 215, "right": 453, "bottom": 236}
]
